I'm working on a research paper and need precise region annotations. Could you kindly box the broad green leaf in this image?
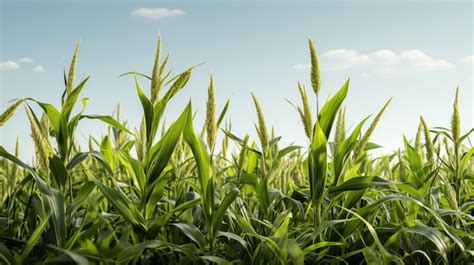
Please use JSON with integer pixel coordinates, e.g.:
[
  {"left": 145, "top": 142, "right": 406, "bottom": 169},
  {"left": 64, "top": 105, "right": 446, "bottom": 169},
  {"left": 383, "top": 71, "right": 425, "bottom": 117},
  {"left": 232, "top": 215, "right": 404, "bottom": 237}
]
[
  {"left": 80, "top": 114, "right": 131, "bottom": 134},
  {"left": 172, "top": 223, "right": 206, "bottom": 249},
  {"left": 48, "top": 155, "right": 68, "bottom": 188},
  {"left": 308, "top": 123, "right": 327, "bottom": 205},
  {"left": 333, "top": 116, "right": 369, "bottom": 185},
  {"left": 388, "top": 223, "right": 448, "bottom": 262},
  {"left": 182, "top": 103, "right": 214, "bottom": 221},
  {"left": 92, "top": 179, "right": 146, "bottom": 232},
  {"left": 329, "top": 176, "right": 392, "bottom": 193},
  {"left": 217, "top": 231, "right": 249, "bottom": 251},
  {"left": 211, "top": 188, "right": 239, "bottom": 236},
  {"left": 146, "top": 103, "right": 190, "bottom": 184},
  {"left": 317, "top": 79, "right": 349, "bottom": 138},
  {"left": 67, "top": 151, "right": 113, "bottom": 175},
  {"left": 20, "top": 214, "right": 50, "bottom": 263},
  {"left": 133, "top": 74, "right": 154, "bottom": 142},
  {"left": 43, "top": 190, "right": 67, "bottom": 248},
  {"left": 62, "top": 76, "right": 90, "bottom": 120}
]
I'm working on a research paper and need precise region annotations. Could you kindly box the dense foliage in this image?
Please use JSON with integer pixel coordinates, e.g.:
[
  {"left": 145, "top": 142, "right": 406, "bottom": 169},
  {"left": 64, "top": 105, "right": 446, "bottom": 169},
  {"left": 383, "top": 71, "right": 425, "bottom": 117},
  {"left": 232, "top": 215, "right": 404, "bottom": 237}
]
[{"left": 0, "top": 37, "right": 473, "bottom": 264}]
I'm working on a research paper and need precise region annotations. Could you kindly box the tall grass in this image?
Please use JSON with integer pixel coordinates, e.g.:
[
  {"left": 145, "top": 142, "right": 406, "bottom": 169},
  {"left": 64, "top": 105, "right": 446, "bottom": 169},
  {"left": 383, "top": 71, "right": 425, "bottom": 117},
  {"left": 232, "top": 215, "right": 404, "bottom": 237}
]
[{"left": 0, "top": 37, "right": 472, "bottom": 264}]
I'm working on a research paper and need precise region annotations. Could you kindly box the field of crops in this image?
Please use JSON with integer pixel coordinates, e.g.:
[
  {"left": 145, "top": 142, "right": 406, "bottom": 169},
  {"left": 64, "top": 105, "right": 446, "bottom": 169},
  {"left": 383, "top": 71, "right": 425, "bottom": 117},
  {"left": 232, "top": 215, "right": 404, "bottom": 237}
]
[{"left": 0, "top": 37, "right": 473, "bottom": 264}]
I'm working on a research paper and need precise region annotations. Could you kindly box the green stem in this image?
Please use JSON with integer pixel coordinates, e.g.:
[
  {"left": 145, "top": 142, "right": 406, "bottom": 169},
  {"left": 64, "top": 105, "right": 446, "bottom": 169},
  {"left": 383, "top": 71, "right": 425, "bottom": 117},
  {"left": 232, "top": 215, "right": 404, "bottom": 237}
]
[
  {"left": 314, "top": 199, "right": 321, "bottom": 227},
  {"left": 316, "top": 95, "right": 320, "bottom": 119}
]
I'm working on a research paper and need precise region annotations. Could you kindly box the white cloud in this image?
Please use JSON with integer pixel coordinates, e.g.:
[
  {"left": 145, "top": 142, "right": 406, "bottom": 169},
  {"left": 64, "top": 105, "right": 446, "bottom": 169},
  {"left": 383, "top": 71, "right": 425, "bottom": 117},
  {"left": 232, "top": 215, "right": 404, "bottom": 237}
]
[
  {"left": 321, "top": 49, "right": 369, "bottom": 70},
  {"left": 18, "top": 57, "right": 34, "bottom": 63},
  {"left": 33, "top": 65, "right": 46, "bottom": 72},
  {"left": 294, "top": 49, "right": 454, "bottom": 74},
  {"left": 459, "top": 55, "right": 474, "bottom": 64},
  {"left": 0, "top": 60, "right": 20, "bottom": 71},
  {"left": 131, "top": 8, "right": 185, "bottom": 20}
]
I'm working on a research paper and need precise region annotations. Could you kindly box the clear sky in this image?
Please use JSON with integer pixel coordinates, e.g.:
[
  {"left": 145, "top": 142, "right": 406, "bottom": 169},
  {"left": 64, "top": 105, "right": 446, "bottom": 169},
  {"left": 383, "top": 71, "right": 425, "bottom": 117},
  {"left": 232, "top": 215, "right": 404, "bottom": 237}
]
[{"left": 1, "top": 0, "right": 473, "bottom": 160}]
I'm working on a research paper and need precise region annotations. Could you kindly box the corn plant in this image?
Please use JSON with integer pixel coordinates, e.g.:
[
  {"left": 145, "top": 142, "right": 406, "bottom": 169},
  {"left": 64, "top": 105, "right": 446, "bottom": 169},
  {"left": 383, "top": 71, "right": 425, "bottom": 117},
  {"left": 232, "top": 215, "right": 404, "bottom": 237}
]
[{"left": 0, "top": 36, "right": 472, "bottom": 264}]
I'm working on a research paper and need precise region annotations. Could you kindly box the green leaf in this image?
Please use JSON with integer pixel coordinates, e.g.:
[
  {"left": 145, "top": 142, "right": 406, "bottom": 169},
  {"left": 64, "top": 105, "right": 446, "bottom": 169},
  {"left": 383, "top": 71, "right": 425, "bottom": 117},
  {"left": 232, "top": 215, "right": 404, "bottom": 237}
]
[
  {"left": 126, "top": 154, "right": 147, "bottom": 194},
  {"left": 339, "top": 206, "right": 398, "bottom": 263},
  {"left": 329, "top": 176, "right": 392, "bottom": 193},
  {"left": 145, "top": 104, "right": 190, "bottom": 192},
  {"left": 333, "top": 116, "right": 369, "bottom": 185},
  {"left": 344, "top": 195, "right": 465, "bottom": 251},
  {"left": 182, "top": 103, "right": 214, "bottom": 222},
  {"left": 308, "top": 123, "right": 328, "bottom": 205},
  {"left": 48, "top": 155, "right": 68, "bottom": 188},
  {"left": 212, "top": 188, "right": 239, "bottom": 236},
  {"left": 398, "top": 223, "right": 448, "bottom": 261},
  {"left": 92, "top": 179, "right": 146, "bottom": 232},
  {"left": 404, "top": 138, "right": 425, "bottom": 187},
  {"left": 0, "top": 243, "right": 16, "bottom": 264},
  {"left": 116, "top": 240, "right": 198, "bottom": 263},
  {"left": 287, "top": 239, "right": 304, "bottom": 265},
  {"left": 172, "top": 223, "right": 206, "bottom": 248},
  {"left": 66, "top": 181, "right": 95, "bottom": 215},
  {"left": 146, "top": 67, "right": 194, "bottom": 144},
  {"left": 460, "top": 147, "right": 474, "bottom": 175},
  {"left": 277, "top": 145, "right": 301, "bottom": 160},
  {"left": 62, "top": 76, "right": 90, "bottom": 120},
  {"left": 302, "top": 241, "right": 343, "bottom": 255},
  {"left": 216, "top": 99, "right": 230, "bottom": 129},
  {"left": 26, "top": 98, "right": 67, "bottom": 147},
  {"left": 20, "top": 214, "right": 50, "bottom": 263},
  {"left": 80, "top": 114, "right": 131, "bottom": 134},
  {"left": 119, "top": 71, "right": 151, "bottom": 80},
  {"left": 43, "top": 190, "right": 67, "bottom": 248},
  {"left": 236, "top": 215, "right": 258, "bottom": 237},
  {"left": 67, "top": 151, "right": 113, "bottom": 175},
  {"left": 0, "top": 146, "right": 51, "bottom": 195},
  {"left": 317, "top": 79, "right": 349, "bottom": 138},
  {"left": 217, "top": 231, "right": 249, "bottom": 251},
  {"left": 134, "top": 74, "right": 154, "bottom": 143},
  {"left": 362, "top": 246, "right": 381, "bottom": 265}
]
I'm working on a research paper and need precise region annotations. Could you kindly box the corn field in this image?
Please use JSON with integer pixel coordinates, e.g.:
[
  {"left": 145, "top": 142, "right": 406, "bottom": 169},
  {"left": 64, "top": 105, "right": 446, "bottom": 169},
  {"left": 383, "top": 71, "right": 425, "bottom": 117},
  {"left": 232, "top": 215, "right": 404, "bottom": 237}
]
[{"left": 0, "top": 37, "right": 473, "bottom": 264}]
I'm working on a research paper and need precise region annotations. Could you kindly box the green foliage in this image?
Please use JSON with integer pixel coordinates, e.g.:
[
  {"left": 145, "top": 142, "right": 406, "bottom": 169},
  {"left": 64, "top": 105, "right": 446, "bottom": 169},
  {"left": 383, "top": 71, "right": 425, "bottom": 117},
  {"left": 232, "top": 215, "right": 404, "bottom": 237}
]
[{"left": 0, "top": 37, "right": 472, "bottom": 264}]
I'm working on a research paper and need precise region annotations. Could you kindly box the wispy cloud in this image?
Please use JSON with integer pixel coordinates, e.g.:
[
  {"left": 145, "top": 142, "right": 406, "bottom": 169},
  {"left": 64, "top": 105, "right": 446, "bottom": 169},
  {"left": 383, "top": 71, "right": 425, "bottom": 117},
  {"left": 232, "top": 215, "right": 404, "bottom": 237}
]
[
  {"left": 131, "top": 8, "right": 185, "bottom": 20},
  {"left": 0, "top": 60, "right": 21, "bottom": 71},
  {"left": 33, "top": 65, "right": 46, "bottom": 73},
  {"left": 294, "top": 49, "right": 454, "bottom": 74},
  {"left": 1, "top": 57, "right": 40, "bottom": 71},
  {"left": 458, "top": 55, "right": 474, "bottom": 64},
  {"left": 18, "top": 57, "right": 34, "bottom": 63}
]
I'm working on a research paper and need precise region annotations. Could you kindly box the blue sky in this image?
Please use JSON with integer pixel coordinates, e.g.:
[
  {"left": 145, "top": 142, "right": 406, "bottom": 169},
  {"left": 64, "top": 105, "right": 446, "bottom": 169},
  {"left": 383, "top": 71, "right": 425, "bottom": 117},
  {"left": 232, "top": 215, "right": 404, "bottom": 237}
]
[{"left": 1, "top": 1, "right": 473, "bottom": 160}]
